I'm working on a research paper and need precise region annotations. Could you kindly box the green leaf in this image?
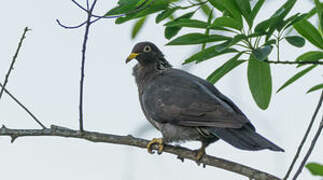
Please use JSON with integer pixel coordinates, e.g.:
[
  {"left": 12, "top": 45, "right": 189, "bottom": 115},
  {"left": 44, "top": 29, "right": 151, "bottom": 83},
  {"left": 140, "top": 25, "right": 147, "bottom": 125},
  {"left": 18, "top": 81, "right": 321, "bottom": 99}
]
[
  {"left": 234, "top": 0, "right": 252, "bottom": 27},
  {"left": 250, "top": 0, "right": 265, "bottom": 27},
  {"left": 167, "top": 33, "right": 231, "bottom": 45},
  {"left": 293, "top": 19, "right": 323, "bottom": 49},
  {"left": 211, "top": 16, "right": 242, "bottom": 30},
  {"left": 252, "top": 45, "right": 273, "bottom": 61},
  {"left": 183, "top": 44, "right": 237, "bottom": 64},
  {"left": 207, "top": 0, "right": 242, "bottom": 26},
  {"left": 208, "top": 0, "right": 225, "bottom": 12},
  {"left": 207, "top": 53, "right": 245, "bottom": 84},
  {"left": 296, "top": 51, "right": 323, "bottom": 68},
  {"left": 278, "top": 13, "right": 300, "bottom": 31},
  {"left": 296, "top": 51, "right": 323, "bottom": 62},
  {"left": 284, "top": 13, "right": 308, "bottom": 29},
  {"left": 255, "top": 19, "right": 271, "bottom": 33},
  {"left": 285, "top": 36, "right": 305, "bottom": 47},
  {"left": 314, "top": 0, "right": 323, "bottom": 32},
  {"left": 306, "top": 162, "right": 323, "bottom": 176},
  {"left": 105, "top": 0, "right": 139, "bottom": 16},
  {"left": 247, "top": 56, "right": 272, "bottom": 109},
  {"left": 200, "top": 3, "right": 213, "bottom": 17},
  {"left": 165, "top": 19, "right": 209, "bottom": 29},
  {"left": 156, "top": 8, "right": 178, "bottom": 23},
  {"left": 115, "top": 0, "right": 170, "bottom": 24},
  {"left": 266, "top": 0, "right": 297, "bottom": 40},
  {"left": 164, "top": 12, "right": 195, "bottom": 39},
  {"left": 277, "top": 65, "right": 317, "bottom": 93},
  {"left": 307, "top": 83, "right": 323, "bottom": 93},
  {"left": 131, "top": 16, "right": 147, "bottom": 39},
  {"left": 264, "top": 39, "right": 277, "bottom": 46}
]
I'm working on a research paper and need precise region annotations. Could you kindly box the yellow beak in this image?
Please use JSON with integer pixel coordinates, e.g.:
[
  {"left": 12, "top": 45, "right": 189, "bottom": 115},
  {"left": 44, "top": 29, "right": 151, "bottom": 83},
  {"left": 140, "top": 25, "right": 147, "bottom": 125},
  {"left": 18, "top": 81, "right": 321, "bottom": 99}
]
[{"left": 126, "top": 53, "right": 139, "bottom": 63}]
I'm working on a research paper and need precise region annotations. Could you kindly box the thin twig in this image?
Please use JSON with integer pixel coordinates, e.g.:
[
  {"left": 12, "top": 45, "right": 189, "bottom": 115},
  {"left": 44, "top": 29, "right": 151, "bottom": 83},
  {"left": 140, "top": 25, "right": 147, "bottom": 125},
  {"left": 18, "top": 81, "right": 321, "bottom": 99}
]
[
  {"left": 56, "top": 0, "right": 153, "bottom": 29},
  {"left": 0, "top": 125, "right": 280, "bottom": 180},
  {"left": 293, "top": 90, "right": 323, "bottom": 180},
  {"left": 283, "top": 91, "right": 323, "bottom": 180},
  {"left": 78, "top": 0, "right": 97, "bottom": 132},
  {"left": 0, "top": 27, "right": 30, "bottom": 101},
  {"left": 264, "top": 60, "right": 323, "bottom": 65},
  {"left": 0, "top": 83, "right": 46, "bottom": 129}
]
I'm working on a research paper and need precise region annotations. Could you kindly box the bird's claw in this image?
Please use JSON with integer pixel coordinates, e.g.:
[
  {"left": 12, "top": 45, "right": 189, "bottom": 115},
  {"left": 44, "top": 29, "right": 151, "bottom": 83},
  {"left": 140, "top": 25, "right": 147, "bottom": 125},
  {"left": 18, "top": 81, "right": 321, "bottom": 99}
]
[{"left": 147, "top": 138, "right": 164, "bottom": 154}]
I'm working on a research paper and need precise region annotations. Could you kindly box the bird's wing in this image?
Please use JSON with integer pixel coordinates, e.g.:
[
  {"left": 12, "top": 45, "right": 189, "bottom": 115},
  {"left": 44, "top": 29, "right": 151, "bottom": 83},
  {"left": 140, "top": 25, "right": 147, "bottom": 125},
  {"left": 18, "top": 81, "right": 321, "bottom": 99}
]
[{"left": 141, "top": 69, "right": 251, "bottom": 129}]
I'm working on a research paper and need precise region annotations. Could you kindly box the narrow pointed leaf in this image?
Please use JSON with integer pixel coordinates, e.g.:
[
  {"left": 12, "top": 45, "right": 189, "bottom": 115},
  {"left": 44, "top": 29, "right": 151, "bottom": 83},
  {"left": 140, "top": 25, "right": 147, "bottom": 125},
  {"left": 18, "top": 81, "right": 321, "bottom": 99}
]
[
  {"left": 131, "top": 16, "right": 147, "bottom": 39},
  {"left": 250, "top": 0, "right": 265, "bottom": 27},
  {"left": 164, "top": 12, "right": 195, "bottom": 39},
  {"left": 105, "top": 0, "right": 140, "bottom": 16},
  {"left": 200, "top": 3, "right": 213, "bottom": 17},
  {"left": 207, "top": 0, "right": 242, "bottom": 26},
  {"left": 306, "top": 162, "right": 323, "bottom": 176},
  {"left": 207, "top": 53, "right": 245, "bottom": 84},
  {"left": 156, "top": 8, "right": 177, "bottom": 23},
  {"left": 277, "top": 65, "right": 317, "bottom": 92},
  {"left": 167, "top": 33, "right": 231, "bottom": 45},
  {"left": 234, "top": 0, "right": 252, "bottom": 27},
  {"left": 293, "top": 19, "right": 323, "bottom": 49},
  {"left": 247, "top": 56, "right": 272, "bottom": 109},
  {"left": 165, "top": 19, "right": 209, "bottom": 29},
  {"left": 115, "top": 0, "right": 170, "bottom": 24},
  {"left": 307, "top": 83, "right": 323, "bottom": 93},
  {"left": 314, "top": 0, "right": 323, "bottom": 32},
  {"left": 208, "top": 0, "right": 225, "bottom": 12},
  {"left": 255, "top": 19, "right": 271, "bottom": 33},
  {"left": 285, "top": 36, "right": 305, "bottom": 47},
  {"left": 296, "top": 51, "right": 323, "bottom": 67},
  {"left": 265, "top": 0, "right": 297, "bottom": 40},
  {"left": 183, "top": 44, "right": 237, "bottom": 64},
  {"left": 211, "top": 16, "right": 242, "bottom": 30}
]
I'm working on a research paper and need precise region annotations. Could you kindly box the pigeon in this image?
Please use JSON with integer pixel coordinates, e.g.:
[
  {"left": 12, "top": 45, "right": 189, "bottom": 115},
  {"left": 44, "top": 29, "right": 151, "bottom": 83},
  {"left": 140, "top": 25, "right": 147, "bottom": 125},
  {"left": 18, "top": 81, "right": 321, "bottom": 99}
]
[{"left": 126, "top": 41, "right": 284, "bottom": 160}]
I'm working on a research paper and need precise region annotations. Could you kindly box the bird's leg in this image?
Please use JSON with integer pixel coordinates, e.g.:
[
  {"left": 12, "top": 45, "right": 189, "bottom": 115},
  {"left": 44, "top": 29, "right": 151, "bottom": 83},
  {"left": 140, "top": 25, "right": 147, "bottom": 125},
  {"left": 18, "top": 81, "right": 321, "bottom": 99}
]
[
  {"left": 194, "top": 142, "right": 209, "bottom": 161},
  {"left": 147, "top": 138, "right": 164, "bottom": 154}
]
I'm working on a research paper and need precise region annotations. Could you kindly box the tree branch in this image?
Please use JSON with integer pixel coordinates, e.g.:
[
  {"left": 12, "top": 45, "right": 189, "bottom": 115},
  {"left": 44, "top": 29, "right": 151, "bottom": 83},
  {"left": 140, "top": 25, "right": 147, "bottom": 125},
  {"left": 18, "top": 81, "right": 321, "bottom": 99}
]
[
  {"left": 293, "top": 91, "right": 323, "bottom": 179},
  {"left": 0, "top": 125, "right": 280, "bottom": 180},
  {"left": 0, "top": 27, "right": 30, "bottom": 101},
  {"left": 78, "top": 0, "right": 97, "bottom": 132},
  {"left": 0, "top": 83, "right": 46, "bottom": 129},
  {"left": 263, "top": 60, "right": 323, "bottom": 65},
  {"left": 284, "top": 90, "right": 323, "bottom": 180}
]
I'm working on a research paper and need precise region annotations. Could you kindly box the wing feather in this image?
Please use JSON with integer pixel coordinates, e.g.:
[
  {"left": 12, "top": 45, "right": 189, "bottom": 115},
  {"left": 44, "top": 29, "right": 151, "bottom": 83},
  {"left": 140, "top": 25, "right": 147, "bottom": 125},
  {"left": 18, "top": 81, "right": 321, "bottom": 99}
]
[{"left": 141, "top": 69, "right": 250, "bottom": 129}]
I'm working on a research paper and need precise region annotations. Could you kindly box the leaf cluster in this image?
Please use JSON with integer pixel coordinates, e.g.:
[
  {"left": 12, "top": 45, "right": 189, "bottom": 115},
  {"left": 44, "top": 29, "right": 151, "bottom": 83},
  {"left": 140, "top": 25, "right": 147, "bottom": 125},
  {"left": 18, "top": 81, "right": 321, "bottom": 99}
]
[{"left": 106, "top": 0, "right": 323, "bottom": 110}]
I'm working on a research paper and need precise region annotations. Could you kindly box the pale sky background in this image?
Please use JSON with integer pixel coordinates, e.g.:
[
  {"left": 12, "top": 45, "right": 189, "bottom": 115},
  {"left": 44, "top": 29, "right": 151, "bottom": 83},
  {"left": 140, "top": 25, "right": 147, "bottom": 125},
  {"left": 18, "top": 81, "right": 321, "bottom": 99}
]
[{"left": 0, "top": 0, "right": 322, "bottom": 180}]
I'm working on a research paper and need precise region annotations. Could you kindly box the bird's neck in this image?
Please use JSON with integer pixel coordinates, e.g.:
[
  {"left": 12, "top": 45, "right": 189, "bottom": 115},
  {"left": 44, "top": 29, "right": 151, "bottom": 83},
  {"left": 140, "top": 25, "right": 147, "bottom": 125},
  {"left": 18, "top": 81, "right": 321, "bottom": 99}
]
[{"left": 132, "top": 57, "right": 172, "bottom": 87}]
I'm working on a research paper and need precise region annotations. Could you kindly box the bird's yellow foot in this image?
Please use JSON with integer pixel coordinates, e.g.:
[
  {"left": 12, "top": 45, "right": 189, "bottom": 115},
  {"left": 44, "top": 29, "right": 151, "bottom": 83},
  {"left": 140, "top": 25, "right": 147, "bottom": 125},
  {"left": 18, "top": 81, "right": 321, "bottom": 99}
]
[
  {"left": 147, "top": 138, "right": 164, "bottom": 154},
  {"left": 194, "top": 147, "right": 205, "bottom": 161}
]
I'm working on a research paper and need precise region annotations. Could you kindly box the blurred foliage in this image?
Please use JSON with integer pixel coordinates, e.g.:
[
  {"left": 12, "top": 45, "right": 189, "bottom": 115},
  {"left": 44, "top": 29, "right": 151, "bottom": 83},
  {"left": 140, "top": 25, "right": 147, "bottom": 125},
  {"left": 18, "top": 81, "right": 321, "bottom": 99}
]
[
  {"left": 306, "top": 162, "right": 323, "bottom": 176},
  {"left": 107, "top": 0, "right": 323, "bottom": 110}
]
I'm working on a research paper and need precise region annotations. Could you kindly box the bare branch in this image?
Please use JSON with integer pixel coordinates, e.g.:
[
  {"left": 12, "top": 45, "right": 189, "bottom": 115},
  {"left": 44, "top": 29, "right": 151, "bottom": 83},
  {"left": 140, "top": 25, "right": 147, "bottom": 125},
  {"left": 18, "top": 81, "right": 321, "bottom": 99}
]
[
  {"left": 0, "top": 83, "right": 46, "bottom": 129},
  {"left": 78, "top": 0, "right": 97, "bottom": 132},
  {"left": 284, "top": 91, "right": 323, "bottom": 179},
  {"left": 56, "top": 19, "right": 87, "bottom": 29},
  {"left": 264, "top": 60, "right": 323, "bottom": 65},
  {"left": 293, "top": 90, "right": 323, "bottom": 180},
  {"left": 0, "top": 27, "right": 30, "bottom": 101},
  {"left": 0, "top": 125, "right": 281, "bottom": 180}
]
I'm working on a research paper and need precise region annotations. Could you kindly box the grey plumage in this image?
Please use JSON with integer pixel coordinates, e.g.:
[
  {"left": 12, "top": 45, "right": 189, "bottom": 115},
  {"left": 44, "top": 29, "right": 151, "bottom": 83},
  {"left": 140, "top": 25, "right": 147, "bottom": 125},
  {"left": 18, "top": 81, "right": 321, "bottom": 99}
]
[{"left": 127, "top": 41, "right": 284, "bottom": 155}]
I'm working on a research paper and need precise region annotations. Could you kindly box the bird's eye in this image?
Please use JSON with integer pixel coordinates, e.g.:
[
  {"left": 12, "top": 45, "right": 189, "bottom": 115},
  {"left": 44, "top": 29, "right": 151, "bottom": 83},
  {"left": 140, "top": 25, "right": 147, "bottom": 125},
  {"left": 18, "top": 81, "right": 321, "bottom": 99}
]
[{"left": 143, "top": 45, "right": 151, "bottom": 53}]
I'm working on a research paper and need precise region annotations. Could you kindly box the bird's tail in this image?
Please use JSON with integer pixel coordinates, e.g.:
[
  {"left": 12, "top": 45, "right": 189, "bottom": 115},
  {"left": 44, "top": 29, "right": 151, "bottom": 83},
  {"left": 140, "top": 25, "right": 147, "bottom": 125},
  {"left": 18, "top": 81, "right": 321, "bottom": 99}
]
[{"left": 208, "top": 126, "right": 284, "bottom": 152}]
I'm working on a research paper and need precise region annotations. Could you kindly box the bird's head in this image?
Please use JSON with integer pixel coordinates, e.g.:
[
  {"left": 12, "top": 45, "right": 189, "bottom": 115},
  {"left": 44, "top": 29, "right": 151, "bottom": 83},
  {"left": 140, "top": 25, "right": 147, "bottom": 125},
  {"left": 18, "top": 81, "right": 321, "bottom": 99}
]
[{"left": 126, "top": 41, "right": 165, "bottom": 65}]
